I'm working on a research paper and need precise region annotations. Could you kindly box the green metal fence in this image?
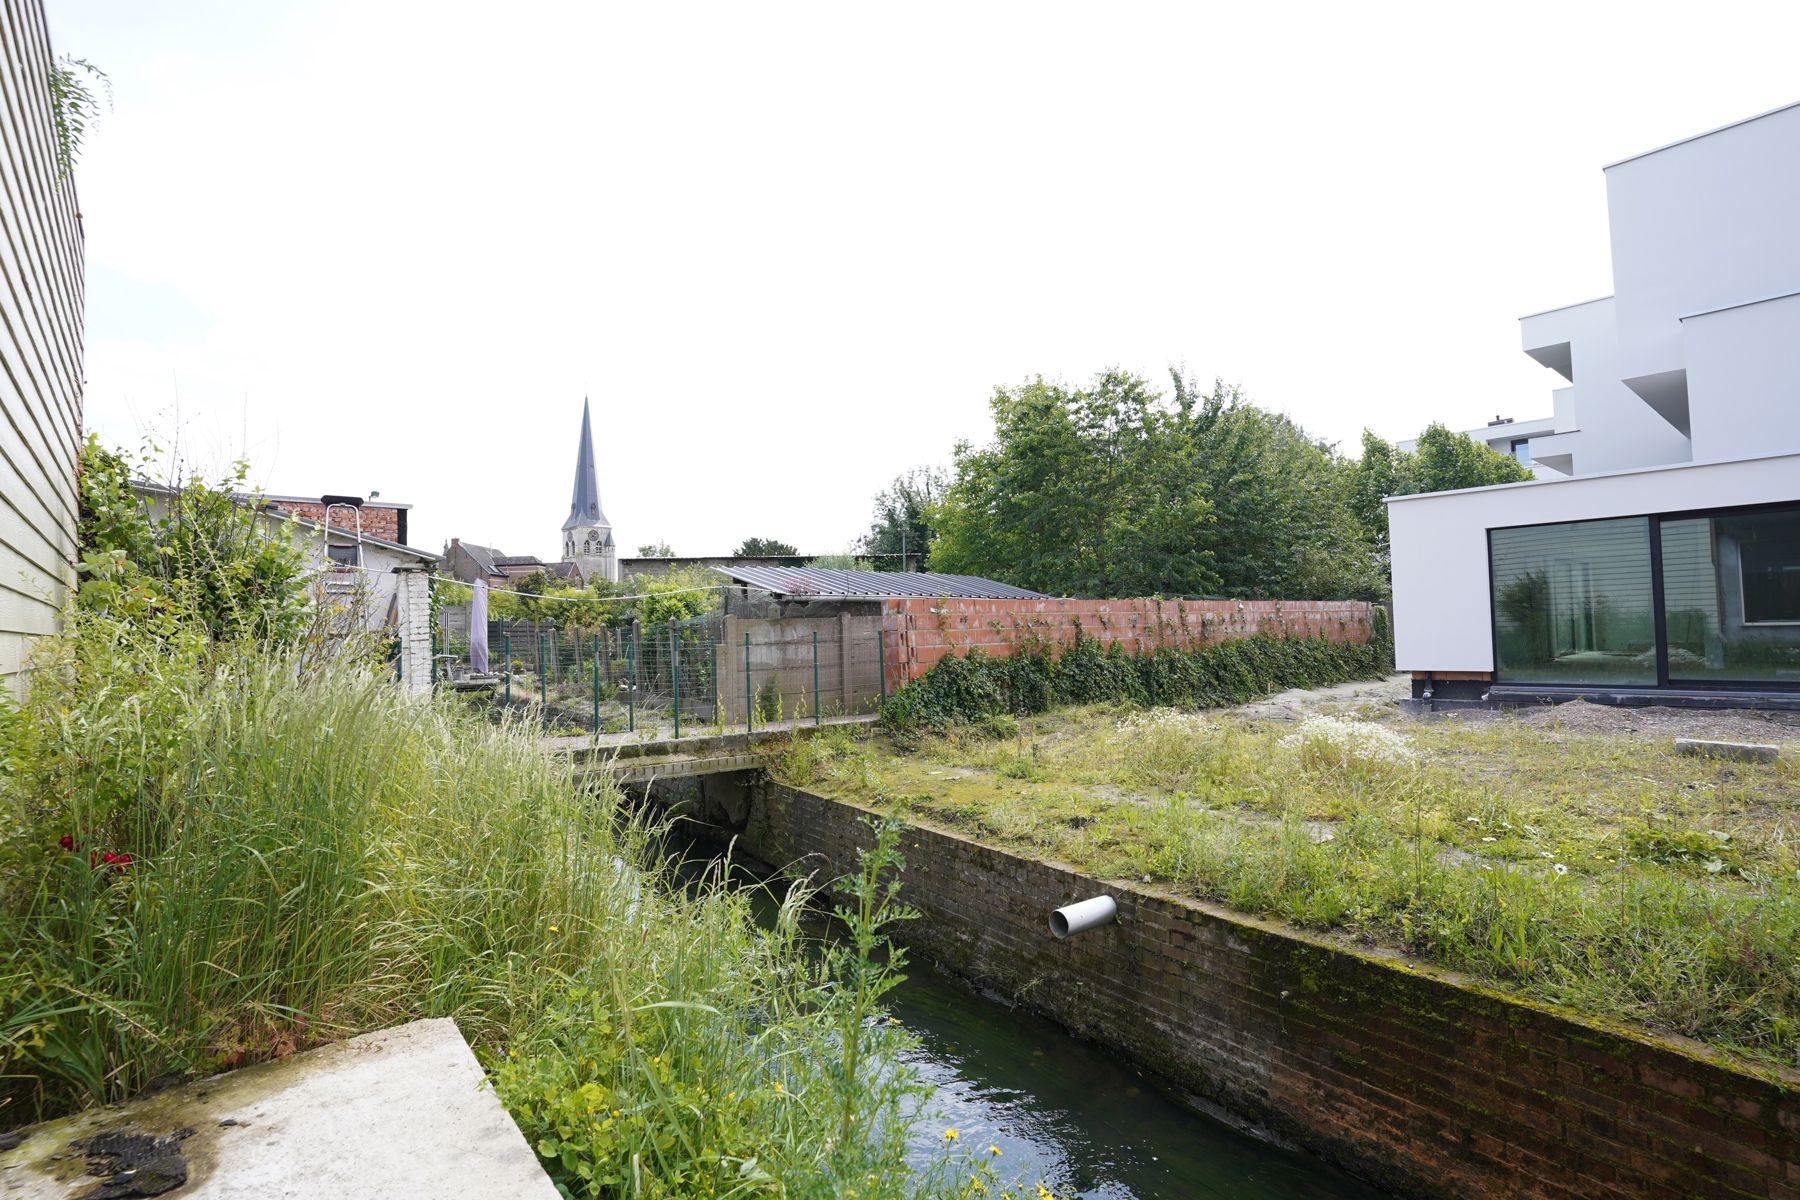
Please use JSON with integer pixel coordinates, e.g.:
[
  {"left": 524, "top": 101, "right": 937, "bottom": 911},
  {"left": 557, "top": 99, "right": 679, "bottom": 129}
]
[{"left": 434, "top": 613, "right": 890, "bottom": 739}]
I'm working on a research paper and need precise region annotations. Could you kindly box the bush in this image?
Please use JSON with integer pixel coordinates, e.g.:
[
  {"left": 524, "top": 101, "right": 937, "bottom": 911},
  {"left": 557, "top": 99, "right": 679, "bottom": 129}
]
[{"left": 881, "top": 628, "right": 1392, "bottom": 732}]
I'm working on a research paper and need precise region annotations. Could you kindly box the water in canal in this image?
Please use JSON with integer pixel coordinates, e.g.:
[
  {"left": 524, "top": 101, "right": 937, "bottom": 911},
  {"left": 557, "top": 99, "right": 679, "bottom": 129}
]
[{"left": 679, "top": 845, "right": 1387, "bottom": 1200}]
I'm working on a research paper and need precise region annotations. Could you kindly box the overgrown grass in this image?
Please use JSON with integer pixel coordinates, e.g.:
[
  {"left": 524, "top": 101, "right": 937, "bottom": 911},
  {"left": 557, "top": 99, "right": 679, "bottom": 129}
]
[
  {"left": 0, "top": 614, "right": 1029, "bottom": 1197},
  {"left": 774, "top": 707, "right": 1800, "bottom": 1070}
]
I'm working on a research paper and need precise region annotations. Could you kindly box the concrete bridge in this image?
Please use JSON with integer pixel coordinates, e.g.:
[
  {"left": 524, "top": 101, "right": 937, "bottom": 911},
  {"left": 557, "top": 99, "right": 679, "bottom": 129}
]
[{"left": 545, "top": 714, "right": 876, "bottom": 786}]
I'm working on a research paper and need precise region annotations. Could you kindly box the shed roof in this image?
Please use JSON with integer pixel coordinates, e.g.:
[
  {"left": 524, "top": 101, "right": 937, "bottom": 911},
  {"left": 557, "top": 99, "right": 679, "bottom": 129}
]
[{"left": 712, "top": 566, "right": 1047, "bottom": 600}]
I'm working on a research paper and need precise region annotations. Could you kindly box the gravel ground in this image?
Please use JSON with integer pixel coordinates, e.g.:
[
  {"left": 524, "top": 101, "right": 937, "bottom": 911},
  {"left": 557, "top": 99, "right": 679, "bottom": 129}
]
[
  {"left": 1444, "top": 698, "right": 1800, "bottom": 745},
  {"left": 1229, "top": 673, "right": 1800, "bottom": 747}
]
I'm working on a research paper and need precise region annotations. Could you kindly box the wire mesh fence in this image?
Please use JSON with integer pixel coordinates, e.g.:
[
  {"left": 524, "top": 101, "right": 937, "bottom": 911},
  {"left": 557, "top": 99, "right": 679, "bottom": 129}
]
[{"left": 432, "top": 611, "right": 889, "bottom": 739}]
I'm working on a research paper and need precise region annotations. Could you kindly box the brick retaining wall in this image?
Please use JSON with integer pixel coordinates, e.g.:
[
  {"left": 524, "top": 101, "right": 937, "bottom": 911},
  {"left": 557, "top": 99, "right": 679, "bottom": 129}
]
[
  {"left": 739, "top": 782, "right": 1800, "bottom": 1200},
  {"left": 877, "top": 598, "right": 1376, "bottom": 695}
]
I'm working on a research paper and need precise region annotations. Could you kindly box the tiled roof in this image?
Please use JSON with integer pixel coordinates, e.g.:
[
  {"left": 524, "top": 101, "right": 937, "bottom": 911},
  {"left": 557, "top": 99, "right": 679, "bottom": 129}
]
[{"left": 711, "top": 566, "right": 1047, "bottom": 600}]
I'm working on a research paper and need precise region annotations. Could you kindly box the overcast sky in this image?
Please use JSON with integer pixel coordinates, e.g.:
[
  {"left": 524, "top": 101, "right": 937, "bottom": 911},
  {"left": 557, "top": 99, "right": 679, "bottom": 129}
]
[{"left": 48, "top": 1, "right": 1800, "bottom": 562}]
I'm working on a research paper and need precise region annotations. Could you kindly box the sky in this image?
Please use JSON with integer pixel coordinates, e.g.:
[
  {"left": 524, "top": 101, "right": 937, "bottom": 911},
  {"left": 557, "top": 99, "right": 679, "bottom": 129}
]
[{"left": 47, "top": 0, "right": 1800, "bottom": 562}]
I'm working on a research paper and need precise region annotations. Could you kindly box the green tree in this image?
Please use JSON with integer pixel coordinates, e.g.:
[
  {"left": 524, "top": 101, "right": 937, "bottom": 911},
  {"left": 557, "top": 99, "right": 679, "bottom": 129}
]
[
  {"left": 929, "top": 371, "right": 1219, "bottom": 597},
  {"left": 857, "top": 467, "right": 946, "bottom": 571},
  {"left": 1351, "top": 424, "right": 1533, "bottom": 573},
  {"left": 1406, "top": 422, "right": 1534, "bottom": 494},
  {"left": 734, "top": 537, "right": 799, "bottom": 557},
  {"left": 1174, "top": 375, "right": 1385, "bottom": 599},
  {"left": 76, "top": 436, "right": 311, "bottom": 644},
  {"left": 634, "top": 541, "right": 674, "bottom": 557}
]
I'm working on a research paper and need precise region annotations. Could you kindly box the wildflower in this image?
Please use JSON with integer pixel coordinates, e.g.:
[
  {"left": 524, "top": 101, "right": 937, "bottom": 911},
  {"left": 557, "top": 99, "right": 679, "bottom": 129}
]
[
  {"left": 112, "top": 853, "right": 132, "bottom": 874},
  {"left": 548, "top": 924, "right": 560, "bottom": 934},
  {"left": 774, "top": 1081, "right": 783, "bottom": 1093},
  {"left": 58, "top": 834, "right": 75, "bottom": 851},
  {"left": 1279, "top": 716, "right": 1417, "bottom": 769},
  {"left": 988, "top": 1145, "right": 1002, "bottom": 1156},
  {"left": 1553, "top": 863, "right": 1568, "bottom": 876},
  {"left": 1481, "top": 837, "right": 1496, "bottom": 843},
  {"left": 943, "top": 1128, "right": 959, "bottom": 1141}
]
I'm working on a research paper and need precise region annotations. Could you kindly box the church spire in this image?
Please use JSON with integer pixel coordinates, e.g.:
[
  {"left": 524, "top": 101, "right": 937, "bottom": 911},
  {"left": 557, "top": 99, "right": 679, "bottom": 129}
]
[{"left": 563, "top": 397, "right": 609, "bottom": 531}]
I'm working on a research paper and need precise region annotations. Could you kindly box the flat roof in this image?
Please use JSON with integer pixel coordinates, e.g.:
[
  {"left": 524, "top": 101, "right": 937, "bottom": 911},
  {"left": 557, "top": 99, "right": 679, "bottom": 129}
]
[
  {"left": 259, "top": 493, "right": 413, "bottom": 510},
  {"left": 1678, "top": 288, "right": 1800, "bottom": 322},
  {"left": 713, "top": 565, "right": 1047, "bottom": 600},
  {"left": 1384, "top": 447, "right": 1800, "bottom": 505},
  {"left": 1517, "top": 294, "right": 1613, "bottom": 322},
  {"left": 1603, "top": 99, "right": 1800, "bottom": 170}
]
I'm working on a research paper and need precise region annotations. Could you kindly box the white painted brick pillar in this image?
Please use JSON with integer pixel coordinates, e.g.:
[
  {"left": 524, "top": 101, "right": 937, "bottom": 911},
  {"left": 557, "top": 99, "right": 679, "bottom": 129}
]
[{"left": 394, "top": 566, "right": 433, "bottom": 694}]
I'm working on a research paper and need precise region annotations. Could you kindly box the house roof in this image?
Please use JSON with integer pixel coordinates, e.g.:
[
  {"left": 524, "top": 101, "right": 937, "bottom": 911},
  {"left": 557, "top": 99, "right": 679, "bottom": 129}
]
[
  {"left": 712, "top": 566, "right": 1048, "bottom": 600},
  {"left": 453, "top": 541, "right": 506, "bottom": 576},
  {"left": 130, "top": 479, "right": 438, "bottom": 562}
]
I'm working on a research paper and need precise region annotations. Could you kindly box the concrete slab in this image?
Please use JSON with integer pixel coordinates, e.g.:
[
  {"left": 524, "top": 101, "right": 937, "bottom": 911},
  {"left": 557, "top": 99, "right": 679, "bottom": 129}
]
[
  {"left": 1674, "top": 737, "right": 1781, "bottom": 763},
  {"left": 0, "top": 1019, "right": 558, "bottom": 1200},
  {"left": 544, "top": 712, "right": 877, "bottom": 763}
]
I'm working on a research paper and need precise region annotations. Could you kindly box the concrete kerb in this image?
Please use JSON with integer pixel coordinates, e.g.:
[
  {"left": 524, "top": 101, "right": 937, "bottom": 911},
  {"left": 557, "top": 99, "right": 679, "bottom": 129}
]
[{"left": 0, "top": 1019, "right": 557, "bottom": 1200}]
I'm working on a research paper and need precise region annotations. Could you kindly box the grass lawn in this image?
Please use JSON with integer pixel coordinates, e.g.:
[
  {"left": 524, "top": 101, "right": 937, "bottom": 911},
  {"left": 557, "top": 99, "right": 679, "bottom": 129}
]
[{"left": 770, "top": 698, "right": 1800, "bottom": 1072}]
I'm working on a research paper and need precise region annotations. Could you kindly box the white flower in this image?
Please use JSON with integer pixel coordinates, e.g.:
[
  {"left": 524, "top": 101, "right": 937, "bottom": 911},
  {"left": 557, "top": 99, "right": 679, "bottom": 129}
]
[
  {"left": 1481, "top": 836, "right": 1496, "bottom": 843},
  {"left": 1552, "top": 863, "right": 1568, "bottom": 876},
  {"left": 1279, "top": 715, "right": 1417, "bottom": 770},
  {"left": 1114, "top": 709, "right": 1219, "bottom": 738}
]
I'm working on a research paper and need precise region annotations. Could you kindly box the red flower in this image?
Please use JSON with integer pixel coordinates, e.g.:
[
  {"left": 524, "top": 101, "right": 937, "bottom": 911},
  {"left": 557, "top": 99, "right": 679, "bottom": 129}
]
[
  {"left": 101, "top": 851, "right": 118, "bottom": 864},
  {"left": 58, "top": 834, "right": 75, "bottom": 851},
  {"left": 113, "top": 853, "right": 133, "bottom": 874}
]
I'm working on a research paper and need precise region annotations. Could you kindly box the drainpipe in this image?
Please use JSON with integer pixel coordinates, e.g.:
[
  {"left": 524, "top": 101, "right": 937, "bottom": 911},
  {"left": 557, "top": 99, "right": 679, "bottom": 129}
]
[
  {"left": 1421, "top": 671, "right": 1435, "bottom": 701},
  {"left": 1049, "top": 895, "right": 1117, "bottom": 939}
]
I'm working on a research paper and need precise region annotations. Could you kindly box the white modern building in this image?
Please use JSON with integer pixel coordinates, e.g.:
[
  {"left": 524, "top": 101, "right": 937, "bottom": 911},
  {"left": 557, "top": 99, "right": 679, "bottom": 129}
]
[{"left": 1389, "top": 102, "right": 1800, "bottom": 704}]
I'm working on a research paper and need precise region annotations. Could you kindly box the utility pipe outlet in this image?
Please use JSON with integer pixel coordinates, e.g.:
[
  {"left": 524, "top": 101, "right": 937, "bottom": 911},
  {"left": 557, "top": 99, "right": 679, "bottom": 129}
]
[{"left": 1049, "top": 895, "right": 1117, "bottom": 939}]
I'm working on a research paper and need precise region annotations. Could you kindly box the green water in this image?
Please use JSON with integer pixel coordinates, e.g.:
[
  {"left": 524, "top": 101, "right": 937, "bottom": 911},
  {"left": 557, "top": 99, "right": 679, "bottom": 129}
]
[
  {"left": 888, "top": 964, "right": 1387, "bottom": 1198},
  {"left": 680, "top": 846, "right": 1387, "bottom": 1200}
]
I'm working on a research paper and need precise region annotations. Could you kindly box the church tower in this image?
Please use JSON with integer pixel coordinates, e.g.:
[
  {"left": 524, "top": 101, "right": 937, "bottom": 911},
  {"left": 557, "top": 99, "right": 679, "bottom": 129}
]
[{"left": 562, "top": 398, "right": 617, "bottom": 583}]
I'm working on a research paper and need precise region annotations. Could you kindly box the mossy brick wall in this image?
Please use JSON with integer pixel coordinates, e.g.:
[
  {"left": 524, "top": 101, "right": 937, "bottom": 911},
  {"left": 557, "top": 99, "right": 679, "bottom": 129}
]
[
  {"left": 877, "top": 598, "right": 1376, "bottom": 695},
  {"left": 744, "top": 782, "right": 1800, "bottom": 1200}
]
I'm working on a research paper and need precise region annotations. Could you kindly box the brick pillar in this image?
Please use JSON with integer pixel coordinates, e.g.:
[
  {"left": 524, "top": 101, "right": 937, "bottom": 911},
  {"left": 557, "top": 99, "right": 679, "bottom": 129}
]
[{"left": 394, "top": 566, "right": 433, "bottom": 694}]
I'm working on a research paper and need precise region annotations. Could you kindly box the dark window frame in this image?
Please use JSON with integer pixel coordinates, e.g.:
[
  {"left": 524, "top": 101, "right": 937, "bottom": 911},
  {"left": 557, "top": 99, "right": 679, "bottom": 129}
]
[{"left": 1487, "top": 498, "right": 1800, "bottom": 693}]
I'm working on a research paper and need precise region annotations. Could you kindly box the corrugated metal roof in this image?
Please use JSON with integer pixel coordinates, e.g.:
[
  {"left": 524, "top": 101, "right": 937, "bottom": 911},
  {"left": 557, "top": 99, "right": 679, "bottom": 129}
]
[{"left": 712, "top": 566, "right": 1048, "bottom": 600}]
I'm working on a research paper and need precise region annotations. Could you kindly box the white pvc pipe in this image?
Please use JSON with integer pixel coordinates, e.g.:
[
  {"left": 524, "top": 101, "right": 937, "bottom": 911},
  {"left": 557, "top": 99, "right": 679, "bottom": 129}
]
[{"left": 1049, "top": 894, "right": 1117, "bottom": 938}]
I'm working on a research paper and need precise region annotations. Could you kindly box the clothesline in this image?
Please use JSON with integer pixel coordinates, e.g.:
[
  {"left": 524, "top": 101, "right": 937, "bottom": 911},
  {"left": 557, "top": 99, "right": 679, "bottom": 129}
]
[{"left": 324, "top": 561, "right": 736, "bottom": 604}]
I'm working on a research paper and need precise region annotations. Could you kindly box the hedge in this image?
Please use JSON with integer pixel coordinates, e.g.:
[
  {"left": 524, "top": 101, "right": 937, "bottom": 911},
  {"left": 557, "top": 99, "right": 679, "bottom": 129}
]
[{"left": 879, "top": 617, "right": 1393, "bottom": 732}]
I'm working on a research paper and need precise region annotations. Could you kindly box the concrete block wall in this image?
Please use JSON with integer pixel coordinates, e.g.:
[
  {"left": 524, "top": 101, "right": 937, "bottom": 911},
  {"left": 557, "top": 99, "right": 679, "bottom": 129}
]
[
  {"left": 742, "top": 784, "right": 1800, "bottom": 1200},
  {"left": 718, "top": 614, "right": 884, "bottom": 722},
  {"left": 878, "top": 598, "right": 1377, "bottom": 696}
]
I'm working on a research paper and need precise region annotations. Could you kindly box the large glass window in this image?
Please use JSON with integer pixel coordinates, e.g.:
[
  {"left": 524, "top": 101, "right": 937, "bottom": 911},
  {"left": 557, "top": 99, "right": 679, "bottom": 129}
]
[
  {"left": 1490, "top": 518, "right": 1655, "bottom": 685},
  {"left": 1661, "top": 509, "right": 1800, "bottom": 685}
]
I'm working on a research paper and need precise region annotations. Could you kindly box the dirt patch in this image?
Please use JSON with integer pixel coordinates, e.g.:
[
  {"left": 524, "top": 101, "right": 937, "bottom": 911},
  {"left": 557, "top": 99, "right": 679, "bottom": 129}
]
[
  {"left": 75, "top": 1129, "right": 192, "bottom": 1198},
  {"left": 1231, "top": 675, "right": 1410, "bottom": 723},
  {"left": 1444, "top": 699, "right": 1800, "bottom": 745}
]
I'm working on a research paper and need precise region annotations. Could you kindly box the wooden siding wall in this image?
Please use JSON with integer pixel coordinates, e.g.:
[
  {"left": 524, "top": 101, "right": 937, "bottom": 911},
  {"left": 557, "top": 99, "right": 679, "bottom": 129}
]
[{"left": 0, "top": 0, "right": 84, "bottom": 688}]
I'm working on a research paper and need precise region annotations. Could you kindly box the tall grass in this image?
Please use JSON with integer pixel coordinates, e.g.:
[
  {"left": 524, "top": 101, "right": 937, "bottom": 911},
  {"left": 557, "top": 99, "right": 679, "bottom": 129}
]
[
  {"left": 1, "top": 614, "right": 639, "bottom": 1119},
  {"left": 1, "top": 615, "right": 1018, "bottom": 1197}
]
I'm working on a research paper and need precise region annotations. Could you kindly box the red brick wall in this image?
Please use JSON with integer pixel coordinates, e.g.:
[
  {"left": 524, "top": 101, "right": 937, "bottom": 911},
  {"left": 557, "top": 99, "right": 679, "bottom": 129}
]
[
  {"left": 266, "top": 500, "right": 403, "bottom": 544},
  {"left": 745, "top": 784, "right": 1800, "bottom": 1200},
  {"left": 877, "top": 597, "right": 1377, "bottom": 695}
]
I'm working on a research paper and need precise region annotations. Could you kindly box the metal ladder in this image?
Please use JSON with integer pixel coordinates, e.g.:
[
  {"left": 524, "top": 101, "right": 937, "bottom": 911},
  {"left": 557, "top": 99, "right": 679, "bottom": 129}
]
[{"left": 323, "top": 501, "right": 364, "bottom": 569}]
